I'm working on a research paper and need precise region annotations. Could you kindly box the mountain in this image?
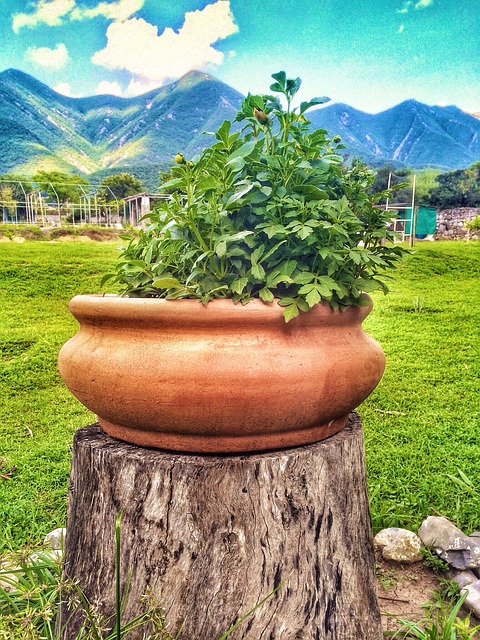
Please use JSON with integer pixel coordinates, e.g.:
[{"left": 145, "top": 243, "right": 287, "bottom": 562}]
[
  {"left": 309, "top": 100, "right": 480, "bottom": 170},
  {"left": 0, "top": 68, "right": 479, "bottom": 179},
  {"left": 0, "top": 68, "right": 243, "bottom": 177}
]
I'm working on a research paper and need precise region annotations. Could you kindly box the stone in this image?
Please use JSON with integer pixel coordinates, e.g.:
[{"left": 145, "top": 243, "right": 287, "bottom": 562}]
[
  {"left": 44, "top": 527, "right": 66, "bottom": 550},
  {"left": 448, "top": 568, "right": 477, "bottom": 589},
  {"left": 374, "top": 527, "right": 423, "bottom": 563},
  {"left": 448, "top": 571, "right": 480, "bottom": 619},
  {"left": 0, "top": 562, "right": 20, "bottom": 591},
  {"left": 418, "top": 516, "right": 480, "bottom": 570},
  {"left": 29, "top": 549, "right": 63, "bottom": 564}
]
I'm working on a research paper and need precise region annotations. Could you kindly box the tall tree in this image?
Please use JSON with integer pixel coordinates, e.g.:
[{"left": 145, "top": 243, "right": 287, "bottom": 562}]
[
  {"left": 99, "top": 172, "right": 144, "bottom": 201},
  {"left": 422, "top": 162, "right": 480, "bottom": 207},
  {"left": 32, "top": 171, "right": 90, "bottom": 203}
]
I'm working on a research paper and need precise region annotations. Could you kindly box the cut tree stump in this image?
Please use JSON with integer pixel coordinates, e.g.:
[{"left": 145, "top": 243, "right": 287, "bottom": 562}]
[{"left": 61, "top": 413, "right": 382, "bottom": 639}]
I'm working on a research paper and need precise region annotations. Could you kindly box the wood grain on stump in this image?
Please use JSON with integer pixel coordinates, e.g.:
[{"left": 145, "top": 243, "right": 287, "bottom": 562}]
[{"left": 61, "top": 413, "right": 382, "bottom": 639}]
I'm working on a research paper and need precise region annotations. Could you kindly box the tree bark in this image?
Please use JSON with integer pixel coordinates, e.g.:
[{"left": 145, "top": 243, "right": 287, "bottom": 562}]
[{"left": 61, "top": 413, "right": 382, "bottom": 639}]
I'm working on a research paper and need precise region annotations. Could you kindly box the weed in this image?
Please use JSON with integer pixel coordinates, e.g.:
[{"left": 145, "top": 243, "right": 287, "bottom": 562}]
[
  {"left": 0, "top": 513, "right": 279, "bottom": 638},
  {"left": 421, "top": 548, "right": 450, "bottom": 574},
  {"left": 389, "top": 590, "right": 480, "bottom": 639},
  {"left": 376, "top": 563, "right": 399, "bottom": 590},
  {"left": 412, "top": 296, "right": 425, "bottom": 313}
]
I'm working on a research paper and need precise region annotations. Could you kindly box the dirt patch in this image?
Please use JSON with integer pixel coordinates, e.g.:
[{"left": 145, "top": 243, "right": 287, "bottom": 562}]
[
  {"left": 0, "top": 226, "right": 127, "bottom": 242},
  {"left": 376, "top": 553, "right": 480, "bottom": 637}
]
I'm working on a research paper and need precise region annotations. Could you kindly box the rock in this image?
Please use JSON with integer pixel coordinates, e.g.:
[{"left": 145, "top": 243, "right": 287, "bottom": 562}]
[
  {"left": 44, "top": 527, "right": 66, "bottom": 550},
  {"left": 374, "top": 527, "right": 423, "bottom": 563},
  {"left": 448, "top": 568, "right": 477, "bottom": 589},
  {"left": 449, "top": 573, "right": 480, "bottom": 619},
  {"left": 28, "top": 549, "right": 63, "bottom": 564},
  {"left": 418, "top": 516, "right": 480, "bottom": 569},
  {"left": 0, "top": 562, "right": 20, "bottom": 591},
  {"left": 11, "top": 236, "right": 25, "bottom": 243}
]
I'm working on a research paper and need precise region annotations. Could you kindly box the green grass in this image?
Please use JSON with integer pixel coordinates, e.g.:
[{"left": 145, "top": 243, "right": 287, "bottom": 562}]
[
  {"left": 0, "top": 242, "right": 119, "bottom": 550},
  {"left": 363, "top": 241, "right": 480, "bottom": 533},
  {"left": 0, "top": 240, "right": 479, "bottom": 553}
]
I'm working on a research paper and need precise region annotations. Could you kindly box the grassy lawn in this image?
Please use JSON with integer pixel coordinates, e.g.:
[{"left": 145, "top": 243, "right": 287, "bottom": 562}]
[{"left": 0, "top": 239, "right": 479, "bottom": 552}]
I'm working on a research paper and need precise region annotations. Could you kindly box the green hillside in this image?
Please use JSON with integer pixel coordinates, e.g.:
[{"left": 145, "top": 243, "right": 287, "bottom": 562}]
[{"left": 1, "top": 68, "right": 479, "bottom": 177}]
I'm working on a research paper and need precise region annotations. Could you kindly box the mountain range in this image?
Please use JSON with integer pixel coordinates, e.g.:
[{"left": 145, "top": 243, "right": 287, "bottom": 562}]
[{"left": 0, "top": 68, "right": 479, "bottom": 184}]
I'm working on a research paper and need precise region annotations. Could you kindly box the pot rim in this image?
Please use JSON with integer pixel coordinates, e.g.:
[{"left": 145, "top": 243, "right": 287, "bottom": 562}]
[{"left": 68, "top": 294, "right": 373, "bottom": 328}]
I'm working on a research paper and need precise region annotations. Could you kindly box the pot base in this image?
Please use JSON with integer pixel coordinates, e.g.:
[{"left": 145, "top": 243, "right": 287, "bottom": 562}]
[{"left": 98, "top": 415, "right": 349, "bottom": 453}]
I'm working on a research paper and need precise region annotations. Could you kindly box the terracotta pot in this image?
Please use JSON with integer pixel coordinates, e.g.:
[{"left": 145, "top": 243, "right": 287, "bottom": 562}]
[{"left": 58, "top": 295, "right": 385, "bottom": 453}]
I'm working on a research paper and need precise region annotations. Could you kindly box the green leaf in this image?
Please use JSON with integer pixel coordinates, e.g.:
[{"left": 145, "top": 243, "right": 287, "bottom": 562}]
[
  {"left": 305, "top": 287, "right": 321, "bottom": 307},
  {"left": 299, "top": 97, "right": 330, "bottom": 114},
  {"left": 215, "top": 241, "right": 227, "bottom": 258},
  {"left": 259, "top": 287, "right": 274, "bottom": 303},
  {"left": 160, "top": 177, "right": 183, "bottom": 190},
  {"left": 231, "top": 277, "right": 249, "bottom": 294},
  {"left": 215, "top": 120, "right": 231, "bottom": 144},
  {"left": 226, "top": 140, "right": 256, "bottom": 163},
  {"left": 251, "top": 244, "right": 265, "bottom": 264},
  {"left": 280, "top": 302, "right": 300, "bottom": 322},
  {"left": 225, "top": 182, "right": 254, "bottom": 208},
  {"left": 294, "top": 272, "right": 316, "bottom": 285},
  {"left": 251, "top": 262, "right": 265, "bottom": 279},
  {"left": 226, "top": 157, "right": 245, "bottom": 172},
  {"left": 293, "top": 185, "right": 328, "bottom": 200},
  {"left": 153, "top": 277, "right": 183, "bottom": 289}
]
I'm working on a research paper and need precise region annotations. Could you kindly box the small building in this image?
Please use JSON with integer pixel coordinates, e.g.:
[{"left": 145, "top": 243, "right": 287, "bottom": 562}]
[{"left": 124, "top": 193, "right": 168, "bottom": 226}]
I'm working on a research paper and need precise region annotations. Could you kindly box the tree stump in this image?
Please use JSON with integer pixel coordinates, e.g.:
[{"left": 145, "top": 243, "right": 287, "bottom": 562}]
[{"left": 61, "top": 413, "right": 382, "bottom": 639}]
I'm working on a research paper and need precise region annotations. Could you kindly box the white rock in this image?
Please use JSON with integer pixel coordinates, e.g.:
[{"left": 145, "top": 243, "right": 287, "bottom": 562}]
[
  {"left": 44, "top": 527, "right": 66, "bottom": 550},
  {"left": 418, "top": 516, "right": 480, "bottom": 569},
  {"left": 0, "top": 562, "right": 20, "bottom": 591},
  {"left": 449, "top": 568, "right": 477, "bottom": 589},
  {"left": 461, "top": 580, "right": 480, "bottom": 619},
  {"left": 29, "top": 549, "right": 63, "bottom": 564},
  {"left": 374, "top": 527, "right": 423, "bottom": 563}
]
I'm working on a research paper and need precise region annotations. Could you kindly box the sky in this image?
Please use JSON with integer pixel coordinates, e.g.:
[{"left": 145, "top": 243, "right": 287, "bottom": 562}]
[{"left": 0, "top": 0, "right": 478, "bottom": 114}]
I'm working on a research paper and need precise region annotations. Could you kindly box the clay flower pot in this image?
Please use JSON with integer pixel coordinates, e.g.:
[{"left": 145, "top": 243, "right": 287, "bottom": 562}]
[{"left": 58, "top": 295, "right": 385, "bottom": 453}]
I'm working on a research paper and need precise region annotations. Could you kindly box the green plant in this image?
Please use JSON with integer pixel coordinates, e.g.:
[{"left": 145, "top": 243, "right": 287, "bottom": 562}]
[
  {"left": 464, "top": 215, "right": 480, "bottom": 231},
  {"left": 105, "top": 71, "right": 405, "bottom": 321},
  {"left": 412, "top": 296, "right": 425, "bottom": 313},
  {"left": 0, "top": 512, "right": 280, "bottom": 639},
  {"left": 390, "top": 590, "right": 480, "bottom": 639},
  {"left": 421, "top": 547, "right": 450, "bottom": 573}
]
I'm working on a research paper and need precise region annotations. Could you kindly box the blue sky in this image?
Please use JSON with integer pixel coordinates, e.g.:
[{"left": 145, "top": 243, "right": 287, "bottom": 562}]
[{"left": 1, "top": 0, "right": 478, "bottom": 113}]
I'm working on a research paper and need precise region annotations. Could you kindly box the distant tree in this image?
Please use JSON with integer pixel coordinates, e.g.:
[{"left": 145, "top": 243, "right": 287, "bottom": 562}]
[
  {"left": 32, "top": 171, "right": 90, "bottom": 203},
  {"left": 422, "top": 162, "right": 480, "bottom": 207},
  {"left": 0, "top": 184, "right": 17, "bottom": 221},
  {"left": 99, "top": 172, "right": 144, "bottom": 201},
  {"left": 368, "top": 164, "right": 412, "bottom": 204},
  {"left": 0, "top": 174, "right": 33, "bottom": 220}
]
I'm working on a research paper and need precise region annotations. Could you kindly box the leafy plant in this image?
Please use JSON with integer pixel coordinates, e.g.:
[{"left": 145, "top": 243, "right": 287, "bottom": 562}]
[
  {"left": 0, "top": 513, "right": 280, "bottom": 639},
  {"left": 391, "top": 590, "right": 480, "bottom": 639},
  {"left": 464, "top": 215, "right": 480, "bottom": 231},
  {"left": 104, "top": 71, "right": 405, "bottom": 321}
]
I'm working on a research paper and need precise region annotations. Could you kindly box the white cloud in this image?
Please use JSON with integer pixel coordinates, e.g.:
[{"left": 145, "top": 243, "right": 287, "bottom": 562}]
[
  {"left": 13, "top": 0, "right": 76, "bottom": 32},
  {"left": 25, "top": 43, "right": 70, "bottom": 69},
  {"left": 70, "top": 0, "right": 143, "bottom": 22},
  {"left": 91, "top": 0, "right": 238, "bottom": 95},
  {"left": 95, "top": 80, "right": 123, "bottom": 95},
  {"left": 12, "top": 0, "right": 142, "bottom": 32},
  {"left": 397, "top": 1, "right": 412, "bottom": 13},
  {"left": 415, "top": 0, "right": 433, "bottom": 7},
  {"left": 398, "top": 24, "right": 405, "bottom": 33},
  {"left": 53, "top": 81, "right": 73, "bottom": 96}
]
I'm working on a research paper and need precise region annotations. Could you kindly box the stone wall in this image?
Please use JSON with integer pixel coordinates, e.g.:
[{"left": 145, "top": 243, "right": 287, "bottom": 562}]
[{"left": 434, "top": 207, "right": 480, "bottom": 240}]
